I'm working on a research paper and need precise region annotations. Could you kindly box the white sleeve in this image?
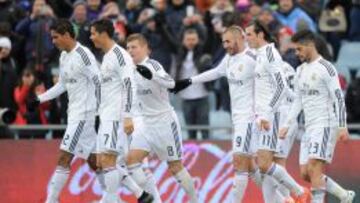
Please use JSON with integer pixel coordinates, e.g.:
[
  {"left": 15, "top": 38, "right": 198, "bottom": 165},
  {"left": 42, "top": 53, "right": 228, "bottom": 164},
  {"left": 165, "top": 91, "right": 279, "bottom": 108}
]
[
  {"left": 120, "top": 54, "right": 135, "bottom": 118},
  {"left": 146, "top": 60, "right": 175, "bottom": 88},
  {"left": 191, "top": 56, "right": 226, "bottom": 84},
  {"left": 324, "top": 64, "right": 347, "bottom": 128},
  {"left": 283, "top": 69, "right": 302, "bottom": 128},
  {"left": 38, "top": 77, "right": 66, "bottom": 103},
  {"left": 266, "top": 60, "right": 287, "bottom": 120},
  {"left": 81, "top": 59, "right": 101, "bottom": 111}
]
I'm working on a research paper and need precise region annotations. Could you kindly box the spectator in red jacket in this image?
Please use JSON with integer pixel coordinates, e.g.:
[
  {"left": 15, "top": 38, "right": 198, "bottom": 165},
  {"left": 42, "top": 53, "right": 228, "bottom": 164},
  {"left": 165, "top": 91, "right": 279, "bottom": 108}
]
[{"left": 14, "top": 67, "right": 49, "bottom": 138}]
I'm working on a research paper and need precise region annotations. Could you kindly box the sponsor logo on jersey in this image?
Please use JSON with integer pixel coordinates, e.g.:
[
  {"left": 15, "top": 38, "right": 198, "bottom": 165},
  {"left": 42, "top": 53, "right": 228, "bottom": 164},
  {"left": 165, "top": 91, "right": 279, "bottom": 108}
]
[{"left": 137, "top": 89, "right": 152, "bottom": 95}]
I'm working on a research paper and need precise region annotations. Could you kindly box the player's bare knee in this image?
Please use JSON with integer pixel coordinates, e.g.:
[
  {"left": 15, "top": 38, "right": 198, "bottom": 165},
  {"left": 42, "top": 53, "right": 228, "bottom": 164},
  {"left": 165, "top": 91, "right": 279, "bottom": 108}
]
[
  {"left": 126, "top": 150, "right": 145, "bottom": 166},
  {"left": 257, "top": 151, "right": 273, "bottom": 173},
  {"left": 232, "top": 154, "right": 249, "bottom": 171},
  {"left": 57, "top": 151, "right": 74, "bottom": 168},
  {"left": 101, "top": 153, "right": 117, "bottom": 168},
  {"left": 168, "top": 161, "right": 183, "bottom": 175}
]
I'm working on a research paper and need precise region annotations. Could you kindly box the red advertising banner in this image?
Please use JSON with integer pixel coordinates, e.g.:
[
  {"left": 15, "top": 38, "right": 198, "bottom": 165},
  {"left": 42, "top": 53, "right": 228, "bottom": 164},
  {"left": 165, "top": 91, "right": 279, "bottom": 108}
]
[{"left": 0, "top": 140, "right": 359, "bottom": 203}]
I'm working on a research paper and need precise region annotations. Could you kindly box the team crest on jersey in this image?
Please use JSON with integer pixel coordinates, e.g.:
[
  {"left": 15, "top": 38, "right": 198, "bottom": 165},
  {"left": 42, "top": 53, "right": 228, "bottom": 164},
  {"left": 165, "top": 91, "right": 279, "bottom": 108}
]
[{"left": 238, "top": 64, "right": 243, "bottom": 72}]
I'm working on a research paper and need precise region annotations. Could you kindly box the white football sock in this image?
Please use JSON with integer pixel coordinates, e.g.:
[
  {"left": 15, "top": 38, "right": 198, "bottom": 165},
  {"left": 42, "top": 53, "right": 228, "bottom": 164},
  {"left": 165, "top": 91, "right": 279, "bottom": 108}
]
[
  {"left": 117, "top": 165, "right": 143, "bottom": 198},
  {"left": 311, "top": 188, "right": 326, "bottom": 203},
  {"left": 102, "top": 167, "right": 120, "bottom": 203},
  {"left": 144, "top": 170, "right": 162, "bottom": 203},
  {"left": 96, "top": 171, "right": 106, "bottom": 190},
  {"left": 262, "top": 175, "right": 277, "bottom": 203},
  {"left": 267, "top": 163, "right": 304, "bottom": 196},
  {"left": 174, "top": 168, "right": 198, "bottom": 203},
  {"left": 322, "top": 175, "right": 348, "bottom": 200},
  {"left": 231, "top": 171, "right": 248, "bottom": 203},
  {"left": 45, "top": 166, "right": 70, "bottom": 203}
]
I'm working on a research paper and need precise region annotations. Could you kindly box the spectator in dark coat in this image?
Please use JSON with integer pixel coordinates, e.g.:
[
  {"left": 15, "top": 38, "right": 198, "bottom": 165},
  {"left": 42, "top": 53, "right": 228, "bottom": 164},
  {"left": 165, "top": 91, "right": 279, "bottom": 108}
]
[
  {"left": 15, "top": 0, "right": 58, "bottom": 88},
  {"left": 0, "top": 37, "right": 17, "bottom": 111}
]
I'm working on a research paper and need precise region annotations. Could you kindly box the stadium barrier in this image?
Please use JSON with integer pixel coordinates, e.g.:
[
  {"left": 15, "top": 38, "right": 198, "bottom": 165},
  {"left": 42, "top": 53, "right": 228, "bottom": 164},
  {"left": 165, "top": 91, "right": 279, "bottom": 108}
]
[{"left": 0, "top": 139, "right": 359, "bottom": 203}]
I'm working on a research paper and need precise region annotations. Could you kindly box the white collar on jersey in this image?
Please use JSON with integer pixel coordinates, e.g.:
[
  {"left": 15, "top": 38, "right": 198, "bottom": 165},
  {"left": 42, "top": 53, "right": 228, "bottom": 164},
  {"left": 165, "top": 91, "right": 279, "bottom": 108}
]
[
  {"left": 138, "top": 56, "right": 150, "bottom": 65},
  {"left": 257, "top": 42, "right": 274, "bottom": 53}
]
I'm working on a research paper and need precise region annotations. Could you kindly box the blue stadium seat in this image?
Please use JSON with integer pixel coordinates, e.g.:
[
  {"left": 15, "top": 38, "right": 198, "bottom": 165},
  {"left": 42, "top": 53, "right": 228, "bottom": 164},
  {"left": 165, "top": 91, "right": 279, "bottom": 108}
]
[{"left": 336, "top": 41, "right": 360, "bottom": 82}]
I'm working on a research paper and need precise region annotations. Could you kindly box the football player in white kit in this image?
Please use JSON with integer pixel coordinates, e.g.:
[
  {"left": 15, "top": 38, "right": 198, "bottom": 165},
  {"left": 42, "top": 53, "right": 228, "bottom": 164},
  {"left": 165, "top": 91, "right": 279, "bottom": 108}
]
[
  {"left": 31, "top": 19, "right": 101, "bottom": 203},
  {"left": 125, "top": 34, "right": 198, "bottom": 203},
  {"left": 279, "top": 30, "right": 355, "bottom": 203},
  {"left": 170, "top": 26, "right": 261, "bottom": 203},
  {"left": 245, "top": 21, "right": 311, "bottom": 203},
  {"left": 89, "top": 19, "right": 153, "bottom": 203},
  {"left": 272, "top": 61, "right": 298, "bottom": 203}
]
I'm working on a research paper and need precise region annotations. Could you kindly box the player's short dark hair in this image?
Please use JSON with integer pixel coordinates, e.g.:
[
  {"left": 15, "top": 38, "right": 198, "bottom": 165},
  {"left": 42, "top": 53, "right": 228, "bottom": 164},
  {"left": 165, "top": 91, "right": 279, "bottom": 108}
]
[
  {"left": 91, "top": 19, "right": 114, "bottom": 37},
  {"left": 291, "top": 29, "right": 316, "bottom": 44},
  {"left": 50, "top": 19, "right": 75, "bottom": 38},
  {"left": 183, "top": 28, "right": 198, "bottom": 36},
  {"left": 127, "top": 33, "right": 149, "bottom": 47},
  {"left": 251, "top": 20, "right": 275, "bottom": 43}
]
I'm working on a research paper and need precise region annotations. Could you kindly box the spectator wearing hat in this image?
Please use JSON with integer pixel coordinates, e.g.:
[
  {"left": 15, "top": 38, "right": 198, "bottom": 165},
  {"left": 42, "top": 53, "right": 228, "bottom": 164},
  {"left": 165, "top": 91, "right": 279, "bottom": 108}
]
[
  {"left": 0, "top": 37, "right": 17, "bottom": 113},
  {"left": 273, "top": 0, "right": 316, "bottom": 32}
]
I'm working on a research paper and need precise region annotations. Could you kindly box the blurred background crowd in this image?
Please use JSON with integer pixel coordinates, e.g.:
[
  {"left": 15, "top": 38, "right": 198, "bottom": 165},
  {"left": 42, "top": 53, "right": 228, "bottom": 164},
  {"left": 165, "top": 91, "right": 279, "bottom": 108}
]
[{"left": 1, "top": 0, "right": 360, "bottom": 139}]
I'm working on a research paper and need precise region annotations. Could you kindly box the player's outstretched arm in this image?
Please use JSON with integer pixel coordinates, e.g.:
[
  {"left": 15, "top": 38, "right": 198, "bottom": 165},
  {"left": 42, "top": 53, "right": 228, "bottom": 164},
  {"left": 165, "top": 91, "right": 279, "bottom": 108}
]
[
  {"left": 170, "top": 57, "right": 226, "bottom": 93},
  {"left": 169, "top": 78, "right": 192, "bottom": 94},
  {"left": 37, "top": 78, "right": 66, "bottom": 103},
  {"left": 137, "top": 63, "right": 175, "bottom": 88}
]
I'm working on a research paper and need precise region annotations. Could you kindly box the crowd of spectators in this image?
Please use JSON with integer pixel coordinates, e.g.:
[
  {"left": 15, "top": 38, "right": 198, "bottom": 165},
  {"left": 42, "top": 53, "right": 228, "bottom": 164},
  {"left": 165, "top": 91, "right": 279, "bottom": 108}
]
[{"left": 1, "top": 0, "right": 360, "bottom": 139}]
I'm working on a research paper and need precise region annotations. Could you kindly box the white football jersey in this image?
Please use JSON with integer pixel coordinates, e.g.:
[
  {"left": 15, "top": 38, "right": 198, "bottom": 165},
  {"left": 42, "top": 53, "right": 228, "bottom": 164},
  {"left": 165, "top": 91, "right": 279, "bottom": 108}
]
[
  {"left": 285, "top": 56, "right": 346, "bottom": 128},
  {"left": 278, "top": 62, "right": 296, "bottom": 113},
  {"left": 134, "top": 57, "right": 175, "bottom": 116},
  {"left": 99, "top": 44, "right": 135, "bottom": 121},
  {"left": 38, "top": 42, "right": 100, "bottom": 121},
  {"left": 191, "top": 48, "right": 257, "bottom": 123},
  {"left": 254, "top": 43, "right": 287, "bottom": 121}
]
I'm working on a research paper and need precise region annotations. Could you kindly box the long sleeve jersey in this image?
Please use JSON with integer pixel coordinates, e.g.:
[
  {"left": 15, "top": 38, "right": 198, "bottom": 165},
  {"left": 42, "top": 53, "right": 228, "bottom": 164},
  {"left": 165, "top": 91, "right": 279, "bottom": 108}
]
[
  {"left": 278, "top": 62, "right": 296, "bottom": 113},
  {"left": 255, "top": 43, "right": 287, "bottom": 121},
  {"left": 191, "top": 48, "right": 257, "bottom": 123},
  {"left": 99, "top": 44, "right": 135, "bottom": 121},
  {"left": 284, "top": 56, "right": 347, "bottom": 129},
  {"left": 134, "top": 57, "right": 175, "bottom": 117},
  {"left": 38, "top": 42, "right": 100, "bottom": 121}
]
